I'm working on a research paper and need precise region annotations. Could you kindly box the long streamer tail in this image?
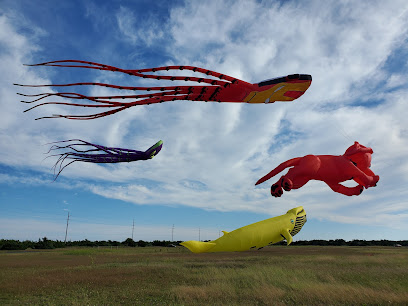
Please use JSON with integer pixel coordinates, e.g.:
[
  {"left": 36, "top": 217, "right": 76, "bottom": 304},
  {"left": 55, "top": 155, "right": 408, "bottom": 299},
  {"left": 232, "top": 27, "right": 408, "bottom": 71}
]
[{"left": 15, "top": 60, "right": 251, "bottom": 120}]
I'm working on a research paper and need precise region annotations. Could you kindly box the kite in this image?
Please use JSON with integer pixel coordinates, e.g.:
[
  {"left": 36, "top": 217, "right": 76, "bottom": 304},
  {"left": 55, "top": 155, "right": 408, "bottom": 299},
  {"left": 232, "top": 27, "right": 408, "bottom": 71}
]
[
  {"left": 47, "top": 139, "right": 163, "bottom": 180},
  {"left": 15, "top": 60, "right": 312, "bottom": 120},
  {"left": 255, "top": 141, "right": 379, "bottom": 197},
  {"left": 181, "top": 206, "right": 306, "bottom": 253}
]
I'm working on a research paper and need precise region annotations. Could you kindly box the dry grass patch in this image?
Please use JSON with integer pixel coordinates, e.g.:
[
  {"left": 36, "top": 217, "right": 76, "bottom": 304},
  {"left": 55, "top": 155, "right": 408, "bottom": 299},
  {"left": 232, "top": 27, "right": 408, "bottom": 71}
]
[
  {"left": 297, "top": 283, "right": 408, "bottom": 305},
  {"left": 1, "top": 246, "right": 407, "bottom": 305},
  {"left": 174, "top": 283, "right": 234, "bottom": 304}
]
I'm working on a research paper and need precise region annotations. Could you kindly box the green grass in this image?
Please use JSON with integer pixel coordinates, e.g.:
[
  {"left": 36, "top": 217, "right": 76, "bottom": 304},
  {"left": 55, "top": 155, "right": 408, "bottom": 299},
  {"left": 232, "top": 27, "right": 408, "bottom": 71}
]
[{"left": 0, "top": 246, "right": 407, "bottom": 305}]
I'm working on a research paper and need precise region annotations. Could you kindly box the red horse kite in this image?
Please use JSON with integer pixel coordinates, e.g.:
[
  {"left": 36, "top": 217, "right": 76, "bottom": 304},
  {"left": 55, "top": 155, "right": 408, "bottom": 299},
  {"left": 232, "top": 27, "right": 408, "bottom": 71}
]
[{"left": 256, "top": 142, "right": 379, "bottom": 197}]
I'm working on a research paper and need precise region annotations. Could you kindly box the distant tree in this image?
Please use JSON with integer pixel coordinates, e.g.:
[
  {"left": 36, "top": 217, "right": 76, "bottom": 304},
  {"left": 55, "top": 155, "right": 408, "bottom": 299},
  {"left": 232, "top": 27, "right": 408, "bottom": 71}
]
[
  {"left": 0, "top": 239, "right": 23, "bottom": 250},
  {"left": 95, "top": 240, "right": 108, "bottom": 246},
  {"left": 79, "top": 239, "right": 94, "bottom": 247},
  {"left": 34, "top": 237, "right": 55, "bottom": 249},
  {"left": 334, "top": 239, "right": 346, "bottom": 246},
  {"left": 153, "top": 240, "right": 170, "bottom": 246},
  {"left": 108, "top": 240, "right": 120, "bottom": 246},
  {"left": 137, "top": 240, "right": 147, "bottom": 247},
  {"left": 21, "top": 240, "right": 34, "bottom": 249},
  {"left": 122, "top": 238, "right": 136, "bottom": 247},
  {"left": 52, "top": 240, "right": 66, "bottom": 248}
]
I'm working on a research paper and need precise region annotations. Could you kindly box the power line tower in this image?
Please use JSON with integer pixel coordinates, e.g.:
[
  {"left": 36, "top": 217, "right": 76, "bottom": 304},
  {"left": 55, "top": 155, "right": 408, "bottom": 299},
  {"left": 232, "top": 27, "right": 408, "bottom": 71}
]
[
  {"left": 132, "top": 219, "right": 135, "bottom": 240},
  {"left": 171, "top": 224, "right": 174, "bottom": 241},
  {"left": 64, "top": 211, "right": 70, "bottom": 243}
]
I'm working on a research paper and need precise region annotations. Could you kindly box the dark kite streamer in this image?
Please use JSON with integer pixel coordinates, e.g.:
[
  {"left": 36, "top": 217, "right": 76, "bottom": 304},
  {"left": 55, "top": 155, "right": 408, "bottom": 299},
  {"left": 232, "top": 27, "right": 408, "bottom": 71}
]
[{"left": 47, "top": 139, "right": 163, "bottom": 180}]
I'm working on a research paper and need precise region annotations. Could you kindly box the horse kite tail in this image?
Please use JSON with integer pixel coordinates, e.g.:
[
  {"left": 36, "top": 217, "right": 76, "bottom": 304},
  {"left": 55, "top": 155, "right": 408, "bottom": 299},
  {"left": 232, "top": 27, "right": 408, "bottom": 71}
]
[{"left": 255, "top": 157, "right": 302, "bottom": 185}]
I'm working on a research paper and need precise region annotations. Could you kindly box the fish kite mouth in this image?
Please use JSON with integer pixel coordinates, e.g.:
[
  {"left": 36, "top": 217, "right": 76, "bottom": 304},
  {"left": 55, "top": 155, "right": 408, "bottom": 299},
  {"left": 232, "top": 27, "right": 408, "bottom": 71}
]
[{"left": 291, "top": 214, "right": 307, "bottom": 236}]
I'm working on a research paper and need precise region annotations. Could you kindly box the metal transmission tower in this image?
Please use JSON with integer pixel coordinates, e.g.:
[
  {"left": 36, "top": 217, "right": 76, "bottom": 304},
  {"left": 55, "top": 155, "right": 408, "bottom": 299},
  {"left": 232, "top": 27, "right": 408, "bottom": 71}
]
[
  {"left": 64, "top": 211, "right": 70, "bottom": 243},
  {"left": 171, "top": 224, "right": 174, "bottom": 241},
  {"left": 132, "top": 219, "right": 135, "bottom": 240}
]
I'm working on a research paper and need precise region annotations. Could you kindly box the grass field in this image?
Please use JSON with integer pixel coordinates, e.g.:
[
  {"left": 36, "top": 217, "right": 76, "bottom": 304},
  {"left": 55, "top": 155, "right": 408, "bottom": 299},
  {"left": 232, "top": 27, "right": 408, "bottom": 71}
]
[{"left": 0, "top": 246, "right": 407, "bottom": 305}]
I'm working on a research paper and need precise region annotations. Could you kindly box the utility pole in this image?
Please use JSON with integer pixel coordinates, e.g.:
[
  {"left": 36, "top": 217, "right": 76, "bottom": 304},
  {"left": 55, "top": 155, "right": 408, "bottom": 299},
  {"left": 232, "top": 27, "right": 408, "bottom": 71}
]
[
  {"left": 132, "top": 219, "right": 135, "bottom": 240},
  {"left": 64, "top": 211, "right": 70, "bottom": 243},
  {"left": 199, "top": 227, "right": 201, "bottom": 241},
  {"left": 171, "top": 224, "right": 174, "bottom": 241}
]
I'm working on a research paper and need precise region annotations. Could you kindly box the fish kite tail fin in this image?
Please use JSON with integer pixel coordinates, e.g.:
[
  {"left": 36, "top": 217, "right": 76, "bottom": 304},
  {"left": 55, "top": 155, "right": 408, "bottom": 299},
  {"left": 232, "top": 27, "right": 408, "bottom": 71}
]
[
  {"left": 145, "top": 140, "right": 163, "bottom": 159},
  {"left": 255, "top": 157, "right": 301, "bottom": 185},
  {"left": 180, "top": 240, "right": 216, "bottom": 253}
]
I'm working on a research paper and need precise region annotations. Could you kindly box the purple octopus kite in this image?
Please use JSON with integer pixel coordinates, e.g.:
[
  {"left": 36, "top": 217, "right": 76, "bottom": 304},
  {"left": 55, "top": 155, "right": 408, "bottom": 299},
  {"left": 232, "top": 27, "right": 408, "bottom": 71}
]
[{"left": 47, "top": 139, "right": 163, "bottom": 180}]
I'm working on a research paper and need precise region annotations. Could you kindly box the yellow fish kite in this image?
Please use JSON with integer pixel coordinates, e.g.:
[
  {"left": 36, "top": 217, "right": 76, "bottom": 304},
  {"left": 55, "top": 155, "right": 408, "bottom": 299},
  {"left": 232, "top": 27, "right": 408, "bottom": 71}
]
[{"left": 181, "top": 206, "right": 307, "bottom": 253}]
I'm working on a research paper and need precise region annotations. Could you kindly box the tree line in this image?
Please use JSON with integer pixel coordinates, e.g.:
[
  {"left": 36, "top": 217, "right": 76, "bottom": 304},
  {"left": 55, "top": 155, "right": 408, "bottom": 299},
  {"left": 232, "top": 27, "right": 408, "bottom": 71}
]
[
  {"left": 0, "top": 237, "right": 406, "bottom": 250},
  {"left": 0, "top": 237, "right": 180, "bottom": 250}
]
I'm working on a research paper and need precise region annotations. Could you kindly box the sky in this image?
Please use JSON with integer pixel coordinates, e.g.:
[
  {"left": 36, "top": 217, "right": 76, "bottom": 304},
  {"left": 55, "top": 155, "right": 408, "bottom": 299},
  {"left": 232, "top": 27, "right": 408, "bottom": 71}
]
[{"left": 1, "top": 0, "right": 407, "bottom": 243}]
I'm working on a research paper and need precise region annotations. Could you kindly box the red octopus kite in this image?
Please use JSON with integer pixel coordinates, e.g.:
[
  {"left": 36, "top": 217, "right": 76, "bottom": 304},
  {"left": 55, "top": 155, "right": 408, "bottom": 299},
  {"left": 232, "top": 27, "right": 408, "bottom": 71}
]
[
  {"left": 15, "top": 60, "right": 312, "bottom": 120},
  {"left": 255, "top": 142, "right": 379, "bottom": 197}
]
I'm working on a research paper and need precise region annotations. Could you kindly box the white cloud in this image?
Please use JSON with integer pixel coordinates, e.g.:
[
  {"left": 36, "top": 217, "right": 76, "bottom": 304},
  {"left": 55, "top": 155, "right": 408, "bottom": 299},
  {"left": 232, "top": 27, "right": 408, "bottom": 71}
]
[{"left": 116, "top": 6, "right": 164, "bottom": 47}]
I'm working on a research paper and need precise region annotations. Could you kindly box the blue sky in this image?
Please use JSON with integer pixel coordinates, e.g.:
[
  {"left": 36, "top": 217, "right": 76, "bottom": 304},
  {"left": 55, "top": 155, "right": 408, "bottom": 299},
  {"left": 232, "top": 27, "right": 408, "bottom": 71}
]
[{"left": 1, "top": 0, "right": 407, "bottom": 242}]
